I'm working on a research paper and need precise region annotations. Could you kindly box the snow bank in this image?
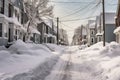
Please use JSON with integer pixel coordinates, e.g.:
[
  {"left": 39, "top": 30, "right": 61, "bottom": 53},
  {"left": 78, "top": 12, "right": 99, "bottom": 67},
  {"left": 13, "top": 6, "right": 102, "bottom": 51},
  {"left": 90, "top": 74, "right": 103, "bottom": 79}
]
[
  {"left": 75, "top": 42, "right": 120, "bottom": 80},
  {"left": 0, "top": 40, "right": 63, "bottom": 79},
  {"left": 114, "top": 26, "right": 120, "bottom": 33}
]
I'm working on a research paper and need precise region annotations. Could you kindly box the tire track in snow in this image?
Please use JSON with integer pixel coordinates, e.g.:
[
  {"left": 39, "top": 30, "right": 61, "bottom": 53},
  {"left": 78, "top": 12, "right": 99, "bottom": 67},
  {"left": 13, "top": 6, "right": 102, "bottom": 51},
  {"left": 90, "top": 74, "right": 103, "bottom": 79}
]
[
  {"left": 62, "top": 51, "right": 72, "bottom": 80},
  {"left": 3, "top": 55, "right": 60, "bottom": 80},
  {"left": 44, "top": 51, "right": 72, "bottom": 80}
]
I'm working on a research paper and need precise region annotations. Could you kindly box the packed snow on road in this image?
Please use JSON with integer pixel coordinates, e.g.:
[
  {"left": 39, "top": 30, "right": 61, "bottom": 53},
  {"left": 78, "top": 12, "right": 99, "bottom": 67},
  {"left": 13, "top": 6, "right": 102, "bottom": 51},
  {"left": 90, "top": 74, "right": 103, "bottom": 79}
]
[{"left": 0, "top": 40, "right": 120, "bottom": 80}]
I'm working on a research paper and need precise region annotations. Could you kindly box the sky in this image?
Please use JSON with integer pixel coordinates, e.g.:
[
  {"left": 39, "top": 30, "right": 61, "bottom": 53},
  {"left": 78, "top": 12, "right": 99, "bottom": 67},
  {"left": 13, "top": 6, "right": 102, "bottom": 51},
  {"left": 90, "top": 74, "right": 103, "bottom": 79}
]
[{"left": 49, "top": 0, "right": 118, "bottom": 43}]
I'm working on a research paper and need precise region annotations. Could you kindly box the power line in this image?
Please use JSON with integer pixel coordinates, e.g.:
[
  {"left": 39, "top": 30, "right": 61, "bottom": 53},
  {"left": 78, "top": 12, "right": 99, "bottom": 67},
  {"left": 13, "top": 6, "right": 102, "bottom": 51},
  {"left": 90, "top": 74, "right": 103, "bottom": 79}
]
[
  {"left": 60, "top": 0, "right": 100, "bottom": 18},
  {"left": 49, "top": 1, "right": 99, "bottom": 4},
  {"left": 60, "top": 15, "right": 97, "bottom": 22},
  {"left": 60, "top": 3, "right": 101, "bottom": 22},
  {"left": 60, "top": 22, "right": 73, "bottom": 29},
  {"left": 65, "top": 1, "right": 101, "bottom": 20},
  {"left": 49, "top": 0, "right": 118, "bottom": 5}
]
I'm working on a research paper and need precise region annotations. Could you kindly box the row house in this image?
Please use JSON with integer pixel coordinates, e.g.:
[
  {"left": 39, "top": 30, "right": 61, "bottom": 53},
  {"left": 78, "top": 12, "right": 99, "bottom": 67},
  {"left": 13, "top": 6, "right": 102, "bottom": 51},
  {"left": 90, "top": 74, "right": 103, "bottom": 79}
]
[
  {"left": 71, "top": 34, "right": 81, "bottom": 45},
  {"left": 71, "top": 26, "right": 83, "bottom": 45},
  {"left": 96, "top": 16, "right": 103, "bottom": 42},
  {"left": 99, "top": 12, "right": 116, "bottom": 43},
  {"left": 114, "top": 0, "right": 120, "bottom": 43},
  {"left": 0, "top": 0, "right": 57, "bottom": 46},
  {"left": 81, "top": 25, "right": 87, "bottom": 45},
  {"left": 0, "top": 0, "right": 27, "bottom": 46},
  {"left": 59, "top": 29, "right": 69, "bottom": 45},
  {"left": 37, "top": 17, "right": 57, "bottom": 44},
  {"left": 87, "top": 12, "right": 116, "bottom": 46},
  {"left": 72, "top": 25, "right": 87, "bottom": 45},
  {"left": 87, "top": 20, "right": 96, "bottom": 46}
]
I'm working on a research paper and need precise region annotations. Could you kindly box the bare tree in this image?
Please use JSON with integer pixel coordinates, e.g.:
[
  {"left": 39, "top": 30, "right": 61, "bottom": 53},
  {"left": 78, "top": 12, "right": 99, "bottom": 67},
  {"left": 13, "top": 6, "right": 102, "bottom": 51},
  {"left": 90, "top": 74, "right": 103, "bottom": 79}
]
[{"left": 23, "top": 0, "right": 53, "bottom": 41}]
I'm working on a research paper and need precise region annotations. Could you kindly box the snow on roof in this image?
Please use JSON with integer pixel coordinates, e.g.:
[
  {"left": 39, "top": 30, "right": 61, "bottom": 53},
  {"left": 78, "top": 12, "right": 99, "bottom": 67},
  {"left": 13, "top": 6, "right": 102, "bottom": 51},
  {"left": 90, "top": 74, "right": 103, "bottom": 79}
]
[
  {"left": 82, "top": 27, "right": 87, "bottom": 35},
  {"left": 41, "top": 17, "right": 53, "bottom": 28},
  {"left": 30, "top": 27, "right": 41, "bottom": 35},
  {"left": 96, "top": 32, "right": 104, "bottom": 36},
  {"left": 114, "top": 26, "right": 120, "bottom": 33},
  {"left": 0, "top": 14, "right": 22, "bottom": 27},
  {"left": 8, "top": 17, "right": 23, "bottom": 27},
  {"left": 48, "top": 33, "right": 53, "bottom": 37},
  {"left": 89, "top": 22, "right": 96, "bottom": 28}
]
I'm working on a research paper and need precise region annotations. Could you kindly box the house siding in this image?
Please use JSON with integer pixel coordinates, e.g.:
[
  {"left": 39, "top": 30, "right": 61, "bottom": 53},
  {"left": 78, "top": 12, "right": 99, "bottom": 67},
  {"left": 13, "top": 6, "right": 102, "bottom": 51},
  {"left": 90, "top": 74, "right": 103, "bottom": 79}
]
[{"left": 105, "top": 24, "right": 116, "bottom": 42}]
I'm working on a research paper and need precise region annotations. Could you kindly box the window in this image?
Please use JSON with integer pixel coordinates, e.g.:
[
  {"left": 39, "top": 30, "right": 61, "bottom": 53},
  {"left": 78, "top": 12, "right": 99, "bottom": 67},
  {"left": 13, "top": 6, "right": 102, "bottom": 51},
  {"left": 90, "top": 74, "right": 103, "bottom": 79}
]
[
  {"left": 9, "top": 4, "right": 13, "bottom": 17},
  {"left": 14, "top": 29, "right": 20, "bottom": 40},
  {"left": 91, "top": 30, "right": 94, "bottom": 35},
  {"left": 0, "top": 23, "right": 2, "bottom": 37},
  {"left": 4, "top": 24, "right": 8, "bottom": 37},
  {"left": 14, "top": 29, "right": 17, "bottom": 40},
  {"left": 91, "top": 37, "right": 94, "bottom": 44},
  {"left": 0, "top": 0, "right": 4, "bottom": 14},
  {"left": 99, "top": 37, "right": 101, "bottom": 41}
]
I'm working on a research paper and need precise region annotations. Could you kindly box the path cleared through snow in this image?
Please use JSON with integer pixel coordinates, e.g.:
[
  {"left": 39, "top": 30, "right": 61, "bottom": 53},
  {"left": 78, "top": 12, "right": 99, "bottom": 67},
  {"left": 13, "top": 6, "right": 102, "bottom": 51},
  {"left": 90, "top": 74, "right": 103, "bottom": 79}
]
[{"left": 44, "top": 46, "right": 102, "bottom": 80}]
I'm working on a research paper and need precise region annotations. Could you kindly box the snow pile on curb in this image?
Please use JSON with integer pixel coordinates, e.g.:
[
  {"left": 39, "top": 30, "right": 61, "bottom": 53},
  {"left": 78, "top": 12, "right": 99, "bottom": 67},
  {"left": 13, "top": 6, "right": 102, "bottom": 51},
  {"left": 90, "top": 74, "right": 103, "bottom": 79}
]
[
  {"left": 0, "top": 40, "right": 63, "bottom": 80},
  {"left": 75, "top": 42, "right": 120, "bottom": 80}
]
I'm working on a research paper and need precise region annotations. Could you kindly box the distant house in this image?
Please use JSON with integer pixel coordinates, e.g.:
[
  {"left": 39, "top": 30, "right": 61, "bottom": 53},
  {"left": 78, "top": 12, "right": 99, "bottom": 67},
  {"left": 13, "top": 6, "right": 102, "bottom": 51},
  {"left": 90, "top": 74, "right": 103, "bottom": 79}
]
[
  {"left": 95, "top": 13, "right": 116, "bottom": 43},
  {"left": 37, "top": 17, "right": 57, "bottom": 44},
  {"left": 59, "top": 29, "right": 69, "bottom": 45},
  {"left": 114, "top": 0, "right": 120, "bottom": 43},
  {"left": 81, "top": 25, "right": 87, "bottom": 44},
  {"left": 96, "top": 16, "right": 103, "bottom": 42},
  {"left": 101, "top": 12, "right": 116, "bottom": 43},
  {"left": 71, "top": 25, "right": 87, "bottom": 45},
  {"left": 71, "top": 26, "right": 82, "bottom": 45},
  {"left": 29, "top": 20, "right": 41, "bottom": 44},
  {"left": 0, "top": 0, "right": 27, "bottom": 46},
  {"left": 87, "top": 20, "right": 96, "bottom": 46}
]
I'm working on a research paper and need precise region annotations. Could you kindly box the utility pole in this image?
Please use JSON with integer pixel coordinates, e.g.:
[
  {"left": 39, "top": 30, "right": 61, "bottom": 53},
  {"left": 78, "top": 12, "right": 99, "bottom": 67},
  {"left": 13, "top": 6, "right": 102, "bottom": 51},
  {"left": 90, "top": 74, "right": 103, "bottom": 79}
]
[
  {"left": 57, "top": 17, "right": 59, "bottom": 45},
  {"left": 102, "top": 0, "right": 106, "bottom": 46}
]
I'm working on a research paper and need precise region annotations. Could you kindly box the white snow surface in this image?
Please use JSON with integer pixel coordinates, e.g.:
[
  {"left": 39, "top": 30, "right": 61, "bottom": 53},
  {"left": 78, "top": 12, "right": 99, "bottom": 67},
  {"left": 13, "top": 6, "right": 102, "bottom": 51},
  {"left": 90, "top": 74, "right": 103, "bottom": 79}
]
[
  {"left": 1, "top": 41, "right": 120, "bottom": 80},
  {"left": 30, "top": 27, "right": 41, "bottom": 35},
  {"left": 71, "top": 42, "right": 120, "bottom": 80},
  {"left": 114, "top": 26, "right": 120, "bottom": 33},
  {"left": 96, "top": 32, "right": 104, "bottom": 36},
  {"left": 89, "top": 22, "right": 96, "bottom": 28},
  {"left": 0, "top": 40, "right": 65, "bottom": 80}
]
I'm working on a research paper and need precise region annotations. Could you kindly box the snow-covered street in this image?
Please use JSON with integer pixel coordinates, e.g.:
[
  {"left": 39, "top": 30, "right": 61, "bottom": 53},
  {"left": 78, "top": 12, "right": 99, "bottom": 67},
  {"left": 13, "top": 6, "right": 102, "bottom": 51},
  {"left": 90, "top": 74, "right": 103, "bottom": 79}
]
[
  {"left": 45, "top": 42, "right": 120, "bottom": 80},
  {"left": 1, "top": 41, "right": 120, "bottom": 80}
]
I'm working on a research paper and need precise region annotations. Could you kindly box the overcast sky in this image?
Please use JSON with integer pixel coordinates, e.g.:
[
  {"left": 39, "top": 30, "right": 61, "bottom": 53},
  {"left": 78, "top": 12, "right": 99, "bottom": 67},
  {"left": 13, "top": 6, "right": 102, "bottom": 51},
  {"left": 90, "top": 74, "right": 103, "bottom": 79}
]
[{"left": 49, "top": 0, "right": 118, "bottom": 43}]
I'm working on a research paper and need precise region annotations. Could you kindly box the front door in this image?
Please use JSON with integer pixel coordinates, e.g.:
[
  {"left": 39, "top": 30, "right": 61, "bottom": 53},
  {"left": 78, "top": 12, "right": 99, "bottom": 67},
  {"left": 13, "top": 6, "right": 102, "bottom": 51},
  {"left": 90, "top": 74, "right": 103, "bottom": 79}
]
[{"left": 8, "top": 28, "right": 11, "bottom": 42}]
